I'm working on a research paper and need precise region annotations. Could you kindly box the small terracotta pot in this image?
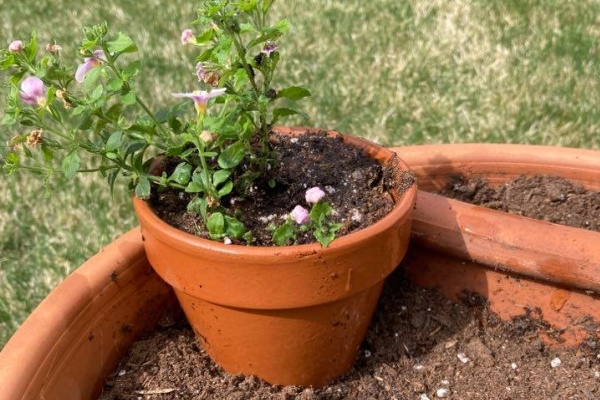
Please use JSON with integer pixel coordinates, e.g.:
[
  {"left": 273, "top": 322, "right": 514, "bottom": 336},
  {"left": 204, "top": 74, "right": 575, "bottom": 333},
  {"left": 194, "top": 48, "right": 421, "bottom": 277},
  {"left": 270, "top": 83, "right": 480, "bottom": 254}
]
[
  {"left": 133, "top": 127, "right": 417, "bottom": 386},
  {"left": 392, "top": 144, "right": 600, "bottom": 345}
]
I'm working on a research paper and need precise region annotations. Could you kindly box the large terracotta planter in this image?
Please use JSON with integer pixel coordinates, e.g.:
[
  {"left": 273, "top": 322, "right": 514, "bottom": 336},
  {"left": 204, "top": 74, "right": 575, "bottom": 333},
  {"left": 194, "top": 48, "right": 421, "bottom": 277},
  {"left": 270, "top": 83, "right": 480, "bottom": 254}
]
[
  {"left": 133, "top": 127, "right": 417, "bottom": 386},
  {"left": 0, "top": 229, "right": 174, "bottom": 400},
  {"left": 2, "top": 144, "right": 600, "bottom": 400},
  {"left": 392, "top": 144, "right": 600, "bottom": 345}
]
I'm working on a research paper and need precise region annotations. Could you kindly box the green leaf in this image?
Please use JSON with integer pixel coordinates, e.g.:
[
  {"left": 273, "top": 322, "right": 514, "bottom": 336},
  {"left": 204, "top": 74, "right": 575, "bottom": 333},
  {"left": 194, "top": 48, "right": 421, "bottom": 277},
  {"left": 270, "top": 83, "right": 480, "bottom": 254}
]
[
  {"left": 26, "top": 30, "right": 38, "bottom": 62},
  {"left": 124, "top": 140, "right": 146, "bottom": 156},
  {"left": 122, "top": 89, "right": 136, "bottom": 105},
  {"left": 207, "top": 212, "right": 225, "bottom": 239},
  {"left": 195, "top": 29, "right": 214, "bottom": 46},
  {"left": 240, "top": 0, "right": 257, "bottom": 11},
  {"left": 107, "top": 168, "right": 120, "bottom": 195},
  {"left": 107, "top": 33, "right": 138, "bottom": 54},
  {"left": 277, "top": 86, "right": 311, "bottom": 101},
  {"left": 106, "top": 78, "right": 123, "bottom": 91},
  {"left": 170, "top": 162, "right": 192, "bottom": 185},
  {"left": 90, "top": 84, "right": 104, "bottom": 101},
  {"left": 212, "top": 169, "right": 231, "bottom": 186},
  {"left": 61, "top": 150, "right": 80, "bottom": 179},
  {"left": 309, "top": 201, "right": 332, "bottom": 225},
  {"left": 272, "top": 222, "right": 295, "bottom": 246},
  {"left": 217, "top": 181, "right": 233, "bottom": 197},
  {"left": 41, "top": 145, "right": 53, "bottom": 162},
  {"left": 185, "top": 182, "right": 204, "bottom": 193},
  {"left": 224, "top": 216, "right": 246, "bottom": 239},
  {"left": 135, "top": 176, "right": 151, "bottom": 199},
  {"left": 106, "top": 130, "right": 123, "bottom": 152},
  {"left": 187, "top": 196, "right": 208, "bottom": 221},
  {"left": 272, "top": 107, "right": 309, "bottom": 124},
  {"left": 122, "top": 60, "right": 141, "bottom": 80},
  {"left": 81, "top": 66, "right": 103, "bottom": 91},
  {"left": 218, "top": 140, "right": 246, "bottom": 169},
  {"left": 314, "top": 229, "right": 336, "bottom": 247},
  {"left": 273, "top": 18, "right": 291, "bottom": 34}
]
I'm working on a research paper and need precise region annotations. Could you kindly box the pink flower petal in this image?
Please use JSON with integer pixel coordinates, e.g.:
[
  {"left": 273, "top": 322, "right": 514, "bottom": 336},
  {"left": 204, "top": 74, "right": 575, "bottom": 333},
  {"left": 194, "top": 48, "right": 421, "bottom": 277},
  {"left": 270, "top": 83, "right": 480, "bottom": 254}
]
[
  {"left": 19, "top": 77, "right": 46, "bottom": 105},
  {"left": 75, "top": 61, "right": 94, "bottom": 83}
]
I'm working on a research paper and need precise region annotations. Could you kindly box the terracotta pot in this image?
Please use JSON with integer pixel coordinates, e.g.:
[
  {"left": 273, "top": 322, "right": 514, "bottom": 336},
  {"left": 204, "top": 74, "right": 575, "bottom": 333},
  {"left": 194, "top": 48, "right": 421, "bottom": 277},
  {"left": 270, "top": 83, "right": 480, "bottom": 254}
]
[
  {"left": 0, "top": 229, "right": 174, "bottom": 400},
  {"left": 133, "top": 127, "right": 417, "bottom": 386},
  {"left": 392, "top": 144, "right": 600, "bottom": 345}
]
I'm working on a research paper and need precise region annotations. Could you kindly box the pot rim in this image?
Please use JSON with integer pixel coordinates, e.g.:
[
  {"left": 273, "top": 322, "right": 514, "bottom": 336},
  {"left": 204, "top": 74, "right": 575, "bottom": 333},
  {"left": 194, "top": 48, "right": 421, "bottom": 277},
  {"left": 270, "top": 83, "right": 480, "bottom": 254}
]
[
  {"left": 134, "top": 127, "right": 417, "bottom": 256},
  {"left": 392, "top": 143, "right": 600, "bottom": 293}
]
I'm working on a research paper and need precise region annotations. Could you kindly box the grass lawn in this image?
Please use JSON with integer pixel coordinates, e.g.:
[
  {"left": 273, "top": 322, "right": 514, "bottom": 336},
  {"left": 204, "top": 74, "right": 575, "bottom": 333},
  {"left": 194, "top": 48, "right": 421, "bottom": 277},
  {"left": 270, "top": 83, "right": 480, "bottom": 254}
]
[{"left": 1, "top": 0, "right": 600, "bottom": 348}]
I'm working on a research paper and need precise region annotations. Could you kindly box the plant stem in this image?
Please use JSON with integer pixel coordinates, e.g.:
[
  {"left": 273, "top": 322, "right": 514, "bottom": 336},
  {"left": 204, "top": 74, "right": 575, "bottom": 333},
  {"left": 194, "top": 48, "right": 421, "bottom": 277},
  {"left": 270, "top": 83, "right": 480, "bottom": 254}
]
[{"left": 100, "top": 45, "right": 170, "bottom": 140}]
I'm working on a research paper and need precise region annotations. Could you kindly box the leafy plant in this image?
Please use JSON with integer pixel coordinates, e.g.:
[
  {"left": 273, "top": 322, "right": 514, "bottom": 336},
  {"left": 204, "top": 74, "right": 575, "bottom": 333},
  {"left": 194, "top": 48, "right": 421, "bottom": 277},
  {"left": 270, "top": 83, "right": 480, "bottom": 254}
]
[{"left": 1, "top": 0, "right": 343, "bottom": 247}]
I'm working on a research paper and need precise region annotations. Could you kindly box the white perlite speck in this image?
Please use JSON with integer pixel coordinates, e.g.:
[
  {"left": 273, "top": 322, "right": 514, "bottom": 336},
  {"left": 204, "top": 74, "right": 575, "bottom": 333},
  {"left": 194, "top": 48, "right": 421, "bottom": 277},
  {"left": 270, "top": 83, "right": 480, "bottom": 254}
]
[
  {"left": 595, "top": 371, "right": 600, "bottom": 378},
  {"left": 511, "top": 363, "right": 517, "bottom": 370},
  {"left": 420, "top": 395, "right": 431, "bottom": 400},
  {"left": 223, "top": 237, "right": 232, "bottom": 245},
  {"left": 440, "top": 380, "right": 449, "bottom": 386},
  {"left": 457, "top": 353, "right": 469, "bottom": 364},
  {"left": 414, "top": 364, "right": 425, "bottom": 371},
  {"left": 436, "top": 388, "right": 450, "bottom": 398},
  {"left": 351, "top": 208, "right": 362, "bottom": 222},
  {"left": 290, "top": 138, "right": 299, "bottom": 143},
  {"left": 118, "top": 369, "right": 126, "bottom": 376},
  {"left": 364, "top": 350, "right": 372, "bottom": 358},
  {"left": 550, "top": 357, "right": 562, "bottom": 368}
]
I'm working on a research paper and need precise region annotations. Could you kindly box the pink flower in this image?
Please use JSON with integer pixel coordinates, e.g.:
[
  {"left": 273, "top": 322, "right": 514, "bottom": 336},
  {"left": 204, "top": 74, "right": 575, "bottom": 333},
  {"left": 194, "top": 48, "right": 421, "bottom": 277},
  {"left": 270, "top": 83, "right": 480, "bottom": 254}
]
[
  {"left": 290, "top": 205, "right": 309, "bottom": 224},
  {"left": 305, "top": 187, "right": 326, "bottom": 204},
  {"left": 196, "top": 62, "right": 205, "bottom": 81},
  {"left": 181, "top": 29, "right": 195, "bottom": 45},
  {"left": 261, "top": 42, "right": 279, "bottom": 56},
  {"left": 8, "top": 40, "right": 23, "bottom": 52},
  {"left": 172, "top": 88, "right": 227, "bottom": 116},
  {"left": 75, "top": 50, "right": 105, "bottom": 83},
  {"left": 19, "top": 77, "right": 47, "bottom": 106}
]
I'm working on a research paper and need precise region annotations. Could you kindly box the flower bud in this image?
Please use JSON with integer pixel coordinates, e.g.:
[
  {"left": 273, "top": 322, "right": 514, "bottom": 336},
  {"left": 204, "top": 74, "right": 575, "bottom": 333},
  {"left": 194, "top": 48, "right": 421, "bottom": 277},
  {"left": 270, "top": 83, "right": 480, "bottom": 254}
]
[
  {"left": 200, "top": 130, "right": 214, "bottom": 143},
  {"left": 290, "top": 205, "right": 310, "bottom": 224},
  {"left": 180, "top": 29, "right": 195, "bottom": 45},
  {"left": 8, "top": 40, "right": 23, "bottom": 53},
  {"left": 45, "top": 43, "right": 62, "bottom": 53},
  {"left": 305, "top": 187, "right": 326, "bottom": 204}
]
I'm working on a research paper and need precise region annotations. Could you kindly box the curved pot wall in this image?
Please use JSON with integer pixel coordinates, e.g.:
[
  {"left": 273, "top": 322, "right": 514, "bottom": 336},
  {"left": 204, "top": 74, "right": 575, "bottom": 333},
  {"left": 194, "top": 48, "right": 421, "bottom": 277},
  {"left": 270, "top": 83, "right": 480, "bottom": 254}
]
[
  {"left": 392, "top": 144, "right": 600, "bottom": 345},
  {"left": 0, "top": 229, "right": 174, "bottom": 400}
]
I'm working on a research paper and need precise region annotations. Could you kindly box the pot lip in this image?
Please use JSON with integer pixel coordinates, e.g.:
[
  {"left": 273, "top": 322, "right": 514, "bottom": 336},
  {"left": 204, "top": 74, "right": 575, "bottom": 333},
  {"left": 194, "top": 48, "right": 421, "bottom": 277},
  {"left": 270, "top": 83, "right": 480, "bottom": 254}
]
[
  {"left": 393, "top": 143, "right": 600, "bottom": 294},
  {"left": 134, "top": 127, "right": 417, "bottom": 256}
]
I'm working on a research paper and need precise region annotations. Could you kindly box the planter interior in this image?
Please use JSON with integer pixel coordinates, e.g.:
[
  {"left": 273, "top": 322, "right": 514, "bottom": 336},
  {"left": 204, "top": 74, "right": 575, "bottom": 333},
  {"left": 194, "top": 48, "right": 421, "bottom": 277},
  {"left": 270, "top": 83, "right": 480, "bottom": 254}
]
[{"left": 392, "top": 144, "right": 600, "bottom": 346}]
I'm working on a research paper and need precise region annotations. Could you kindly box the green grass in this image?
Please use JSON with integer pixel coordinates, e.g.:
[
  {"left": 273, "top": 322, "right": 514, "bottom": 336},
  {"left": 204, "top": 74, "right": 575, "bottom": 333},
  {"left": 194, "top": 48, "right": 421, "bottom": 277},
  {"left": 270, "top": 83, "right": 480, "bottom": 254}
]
[{"left": 1, "top": 0, "right": 600, "bottom": 348}]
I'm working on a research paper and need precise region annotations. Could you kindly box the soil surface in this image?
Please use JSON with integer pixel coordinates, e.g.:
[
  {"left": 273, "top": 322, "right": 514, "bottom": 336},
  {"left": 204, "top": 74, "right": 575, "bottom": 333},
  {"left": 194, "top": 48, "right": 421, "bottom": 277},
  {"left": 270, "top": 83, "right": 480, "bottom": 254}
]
[
  {"left": 442, "top": 174, "right": 600, "bottom": 231},
  {"left": 150, "top": 132, "right": 413, "bottom": 246},
  {"left": 98, "top": 270, "right": 600, "bottom": 400}
]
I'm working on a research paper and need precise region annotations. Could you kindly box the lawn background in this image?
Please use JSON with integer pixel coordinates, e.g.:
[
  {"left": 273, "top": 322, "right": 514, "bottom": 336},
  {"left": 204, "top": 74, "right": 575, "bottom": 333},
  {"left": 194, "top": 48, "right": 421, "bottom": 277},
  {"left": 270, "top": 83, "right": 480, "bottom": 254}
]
[{"left": 1, "top": 0, "right": 600, "bottom": 347}]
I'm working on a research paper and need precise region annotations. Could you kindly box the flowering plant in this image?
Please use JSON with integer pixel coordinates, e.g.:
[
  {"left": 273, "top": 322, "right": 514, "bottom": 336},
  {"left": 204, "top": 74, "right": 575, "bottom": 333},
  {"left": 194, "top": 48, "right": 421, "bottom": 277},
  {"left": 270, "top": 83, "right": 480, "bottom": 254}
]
[{"left": 1, "top": 0, "right": 342, "bottom": 246}]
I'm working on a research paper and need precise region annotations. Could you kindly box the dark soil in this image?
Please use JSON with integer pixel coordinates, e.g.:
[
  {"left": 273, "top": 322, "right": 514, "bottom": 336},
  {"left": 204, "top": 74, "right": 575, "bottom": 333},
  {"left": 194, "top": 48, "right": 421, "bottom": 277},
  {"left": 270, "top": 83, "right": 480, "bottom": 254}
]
[
  {"left": 98, "top": 269, "right": 600, "bottom": 400},
  {"left": 442, "top": 174, "right": 600, "bottom": 231},
  {"left": 150, "top": 132, "right": 413, "bottom": 246}
]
